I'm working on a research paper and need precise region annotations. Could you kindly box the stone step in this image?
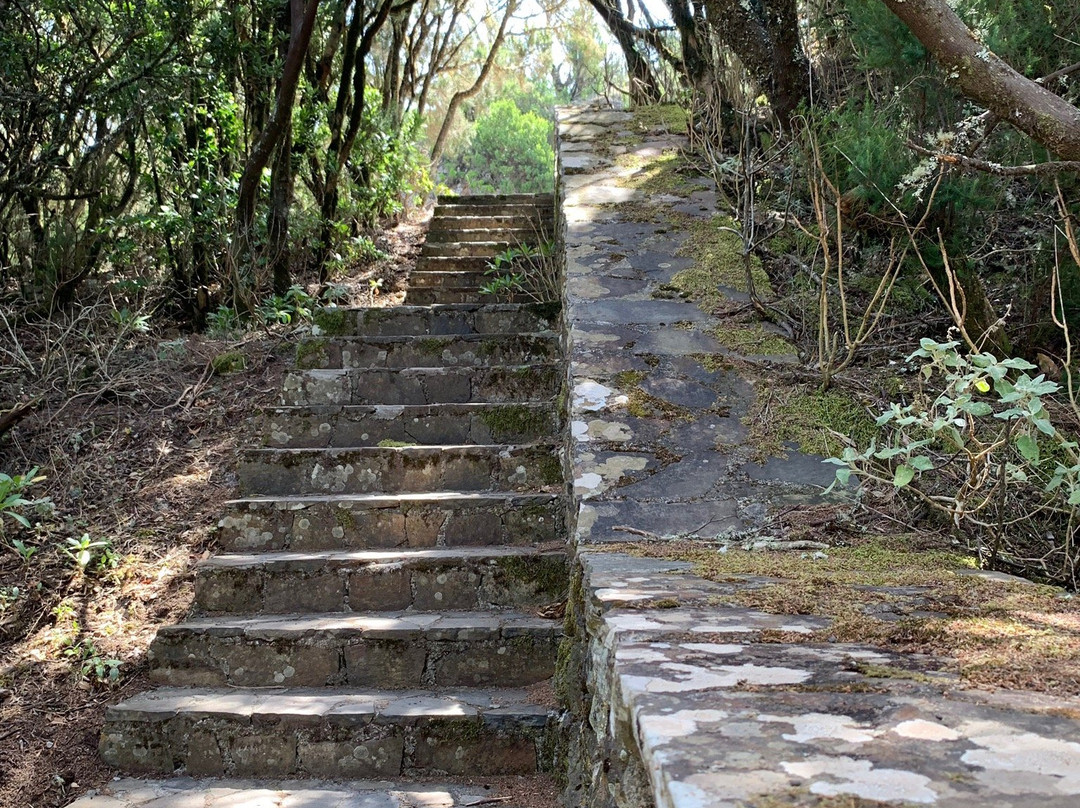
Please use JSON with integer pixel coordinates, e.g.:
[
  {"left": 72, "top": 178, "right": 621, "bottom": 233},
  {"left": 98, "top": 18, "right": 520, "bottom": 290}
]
[
  {"left": 407, "top": 288, "right": 543, "bottom": 306},
  {"left": 296, "top": 332, "right": 560, "bottom": 370},
  {"left": 219, "top": 492, "right": 565, "bottom": 552},
  {"left": 147, "top": 612, "right": 561, "bottom": 688},
  {"left": 438, "top": 192, "right": 554, "bottom": 206},
  {"left": 259, "top": 402, "right": 561, "bottom": 448},
  {"left": 429, "top": 214, "right": 555, "bottom": 232},
  {"left": 409, "top": 270, "right": 492, "bottom": 289},
  {"left": 423, "top": 241, "right": 516, "bottom": 258},
  {"left": 68, "top": 777, "right": 558, "bottom": 808},
  {"left": 433, "top": 204, "right": 553, "bottom": 218},
  {"left": 101, "top": 687, "right": 553, "bottom": 777},
  {"left": 281, "top": 364, "right": 562, "bottom": 406},
  {"left": 321, "top": 302, "right": 560, "bottom": 338},
  {"left": 194, "top": 547, "right": 568, "bottom": 614},
  {"left": 236, "top": 443, "right": 563, "bottom": 496},
  {"left": 415, "top": 255, "right": 495, "bottom": 272},
  {"left": 424, "top": 229, "right": 544, "bottom": 246}
]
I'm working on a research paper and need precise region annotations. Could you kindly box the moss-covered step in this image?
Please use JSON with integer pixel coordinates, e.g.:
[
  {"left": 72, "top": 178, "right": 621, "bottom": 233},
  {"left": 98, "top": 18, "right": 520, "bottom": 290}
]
[
  {"left": 407, "top": 288, "right": 544, "bottom": 306},
  {"left": 101, "top": 687, "right": 553, "bottom": 777},
  {"left": 280, "top": 364, "right": 562, "bottom": 406},
  {"left": 218, "top": 492, "right": 565, "bottom": 552},
  {"left": 236, "top": 443, "right": 564, "bottom": 496},
  {"left": 408, "top": 270, "right": 494, "bottom": 289},
  {"left": 433, "top": 203, "right": 554, "bottom": 218},
  {"left": 437, "top": 192, "right": 554, "bottom": 206},
  {"left": 194, "top": 546, "right": 568, "bottom": 614},
  {"left": 414, "top": 255, "right": 499, "bottom": 273},
  {"left": 320, "top": 303, "right": 560, "bottom": 338},
  {"left": 428, "top": 213, "right": 556, "bottom": 233},
  {"left": 259, "top": 402, "right": 562, "bottom": 448},
  {"left": 146, "top": 611, "right": 561, "bottom": 688},
  {"left": 295, "top": 332, "right": 560, "bottom": 370}
]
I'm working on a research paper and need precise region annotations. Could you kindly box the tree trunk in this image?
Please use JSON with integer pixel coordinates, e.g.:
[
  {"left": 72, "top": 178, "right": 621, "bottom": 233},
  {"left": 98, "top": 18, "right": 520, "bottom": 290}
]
[
  {"left": 584, "top": 0, "right": 662, "bottom": 106},
  {"left": 267, "top": 115, "right": 294, "bottom": 294},
  {"left": 430, "top": 0, "right": 519, "bottom": 166},
  {"left": 882, "top": 0, "right": 1080, "bottom": 160}
]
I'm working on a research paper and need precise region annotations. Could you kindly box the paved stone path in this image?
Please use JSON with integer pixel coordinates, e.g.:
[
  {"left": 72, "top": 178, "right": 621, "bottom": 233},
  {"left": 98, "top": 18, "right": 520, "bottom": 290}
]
[
  {"left": 554, "top": 105, "right": 1080, "bottom": 808},
  {"left": 73, "top": 194, "right": 566, "bottom": 806}
]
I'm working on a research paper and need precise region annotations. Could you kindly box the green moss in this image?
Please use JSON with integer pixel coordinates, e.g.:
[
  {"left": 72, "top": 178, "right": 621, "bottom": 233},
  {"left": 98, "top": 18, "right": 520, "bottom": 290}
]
[
  {"left": 478, "top": 405, "right": 549, "bottom": 438},
  {"left": 613, "top": 370, "right": 647, "bottom": 388},
  {"left": 416, "top": 337, "right": 453, "bottom": 355},
  {"left": 296, "top": 339, "right": 327, "bottom": 367},
  {"left": 630, "top": 103, "right": 689, "bottom": 133},
  {"left": 497, "top": 554, "right": 568, "bottom": 599},
  {"left": 854, "top": 662, "right": 933, "bottom": 683},
  {"left": 333, "top": 507, "right": 356, "bottom": 532},
  {"left": 626, "top": 387, "right": 694, "bottom": 421},
  {"left": 671, "top": 215, "right": 773, "bottom": 307},
  {"left": 313, "top": 307, "right": 351, "bottom": 336},
  {"left": 615, "top": 150, "right": 699, "bottom": 196},
  {"left": 746, "top": 384, "right": 877, "bottom": 459},
  {"left": 376, "top": 439, "right": 413, "bottom": 448},
  {"left": 708, "top": 324, "right": 793, "bottom": 356},
  {"left": 211, "top": 351, "right": 246, "bottom": 374},
  {"left": 536, "top": 452, "right": 564, "bottom": 486}
]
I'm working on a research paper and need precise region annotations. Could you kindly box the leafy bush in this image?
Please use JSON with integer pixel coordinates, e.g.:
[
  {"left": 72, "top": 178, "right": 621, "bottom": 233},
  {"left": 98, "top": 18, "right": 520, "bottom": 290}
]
[
  {"left": 445, "top": 99, "right": 555, "bottom": 194},
  {"left": 829, "top": 338, "right": 1080, "bottom": 586}
]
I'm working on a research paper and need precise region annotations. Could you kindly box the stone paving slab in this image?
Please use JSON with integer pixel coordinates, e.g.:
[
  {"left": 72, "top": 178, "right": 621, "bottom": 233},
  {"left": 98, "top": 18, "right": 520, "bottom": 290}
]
[
  {"left": 218, "top": 492, "right": 564, "bottom": 551},
  {"left": 70, "top": 777, "right": 555, "bottom": 808}
]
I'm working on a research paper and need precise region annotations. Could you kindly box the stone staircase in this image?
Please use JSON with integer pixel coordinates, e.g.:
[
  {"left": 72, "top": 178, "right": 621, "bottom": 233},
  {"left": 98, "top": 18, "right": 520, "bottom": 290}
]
[{"left": 89, "top": 194, "right": 566, "bottom": 804}]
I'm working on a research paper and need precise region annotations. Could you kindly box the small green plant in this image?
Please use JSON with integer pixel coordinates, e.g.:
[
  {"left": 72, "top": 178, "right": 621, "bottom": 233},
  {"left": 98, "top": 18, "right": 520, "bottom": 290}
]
[
  {"left": 1, "top": 467, "right": 48, "bottom": 534},
  {"left": 258, "top": 285, "right": 316, "bottom": 325},
  {"left": 0, "top": 585, "right": 20, "bottom": 616},
  {"left": 63, "top": 638, "right": 122, "bottom": 685},
  {"left": 62, "top": 533, "right": 112, "bottom": 573},
  {"left": 481, "top": 240, "right": 559, "bottom": 302},
  {"left": 11, "top": 538, "right": 37, "bottom": 562},
  {"left": 110, "top": 307, "right": 151, "bottom": 334},
  {"left": 829, "top": 338, "right": 1080, "bottom": 585},
  {"left": 207, "top": 305, "right": 240, "bottom": 336}
]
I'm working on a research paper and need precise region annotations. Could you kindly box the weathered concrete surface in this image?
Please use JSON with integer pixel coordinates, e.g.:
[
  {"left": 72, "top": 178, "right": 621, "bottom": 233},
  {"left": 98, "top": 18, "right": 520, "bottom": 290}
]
[{"left": 555, "top": 103, "right": 1080, "bottom": 808}]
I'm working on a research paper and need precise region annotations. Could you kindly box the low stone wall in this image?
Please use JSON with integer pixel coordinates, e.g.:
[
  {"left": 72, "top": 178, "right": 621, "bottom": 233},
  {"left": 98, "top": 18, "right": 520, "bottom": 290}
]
[{"left": 553, "top": 104, "right": 1080, "bottom": 808}]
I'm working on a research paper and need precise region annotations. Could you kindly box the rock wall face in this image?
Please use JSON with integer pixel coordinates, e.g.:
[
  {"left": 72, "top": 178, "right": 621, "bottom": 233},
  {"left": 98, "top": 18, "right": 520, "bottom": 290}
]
[{"left": 554, "top": 104, "right": 1080, "bottom": 808}]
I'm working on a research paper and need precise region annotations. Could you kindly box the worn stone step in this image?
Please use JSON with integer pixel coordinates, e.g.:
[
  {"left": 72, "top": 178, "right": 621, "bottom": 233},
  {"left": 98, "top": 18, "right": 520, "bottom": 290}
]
[
  {"left": 429, "top": 214, "right": 555, "bottom": 232},
  {"left": 409, "top": 270, "right": 492, "bottom": 289},
  {"left": 319, "top": 303, "right": 560, "bottom": 338},
  {"left": 407, "top": 288, "right": 543, "bottom": 306},
  {"left": 415, "top": 255, "right": 495, "bottom": 272},
  {"left": 194, "top": 547, "right": 568, "bottom": 614},
  {"left": 147, "top": 612, "right": 561, "bottom": 688},
  {"left": 68, "top": 777, "right": 558, "bottom": 808},
  {"left": 237, "top": 443, "right": 563, "bottom": 496},
  {"left": 434, "top": 204, "right": 553, "bottom": 218},
  {"left": 219, "top": 492, "right": 565, "bottom": 552},
  {"left": 425, "top": 229, "right": 544, "bottom": 247},
  {"left": 438, "top": 192, "right": 554, "bottom": 206},
  {"left": 260, "top": 402, "right": 561, "bottom": 448},
  {"left": 296, "top": 332, "right": 560, "bottom": 370},
  {"left": 101, "top": 687, "right": 553, "bottom": 777},
  {"left": 281, "top": 364, "right": 562, "bottom": 406},
  {"left": 422, "top": 241, "right": 514, "bottom": 259}
]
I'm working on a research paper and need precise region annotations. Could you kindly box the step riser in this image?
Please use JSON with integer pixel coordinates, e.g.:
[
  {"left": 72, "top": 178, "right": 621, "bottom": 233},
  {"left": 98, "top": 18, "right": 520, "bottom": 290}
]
[
  {"left": 424, "top": 243, "right": 508, "bottom": 258},
  {"left": 281, "top": 367, "right": 561, "bottom": 406},
  {"left": 438, "top": 193, "right": 554, "bottom": 205},
  {"left": 415, "top": 256, "right": 494, "bottom": 272},
  {"left": 195, "top": 554, "right": 568, "bottom": 614},
  {"left": 429, "top": 216, "right": 555, "bottom": 231},
  {"left": 102, "top": 716, "right": 549, "bottom": 777},
  {"left": 407, "top": 289, "right": 542, "bottom": 306},
  {"left": 434, "top": 205, "right": 553, "bottom": 218},
  {"left": 219, "top": 497, "right": 565, "bottom": 552},
  {"left": 345, "top": 304, "right": 560, "bottom": 337},
  {"left": 409, "top": 271, "right": 491, "bottom": 289},
  {"left": 261, "top": 405, "right": 561, "bottom": 448},
  {"left": 237, "top": 445, "right": 563, "bottom": 496},
  {"left": 296, "top": 335, "right": 560, "bottom": 370},
  {"left": 148, "top": 632, "right": 559, "bottom": 688},
  {"left": 425, "top": 231, "right": 545, "bottom": 246}
]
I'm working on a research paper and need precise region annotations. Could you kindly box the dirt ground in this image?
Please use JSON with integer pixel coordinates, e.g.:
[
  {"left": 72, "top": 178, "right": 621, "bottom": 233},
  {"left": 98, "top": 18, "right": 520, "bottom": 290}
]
[{"left": 0, "top": 214, "right": 426, "bottom": 807}]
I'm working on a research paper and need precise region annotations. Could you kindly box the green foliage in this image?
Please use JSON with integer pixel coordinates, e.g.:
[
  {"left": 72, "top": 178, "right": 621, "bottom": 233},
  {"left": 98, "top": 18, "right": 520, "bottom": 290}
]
[
  {"left": 445, "top": 99, "right": 554, "bottom": 194},
  {"left": 62, "top": 533, "right": 114, "bottom": 574},
  {"left": 0, "top": 468, "right": 49, "bottom": 533},
  {"left": 481, "top": 241, "right": 560, "bottom": 301},
  {"left": 63, "top": 638, "right": 122, "bottom": 686},
  {"left": 829, "top": 339, "right": 1080, "bottom": 585}
]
